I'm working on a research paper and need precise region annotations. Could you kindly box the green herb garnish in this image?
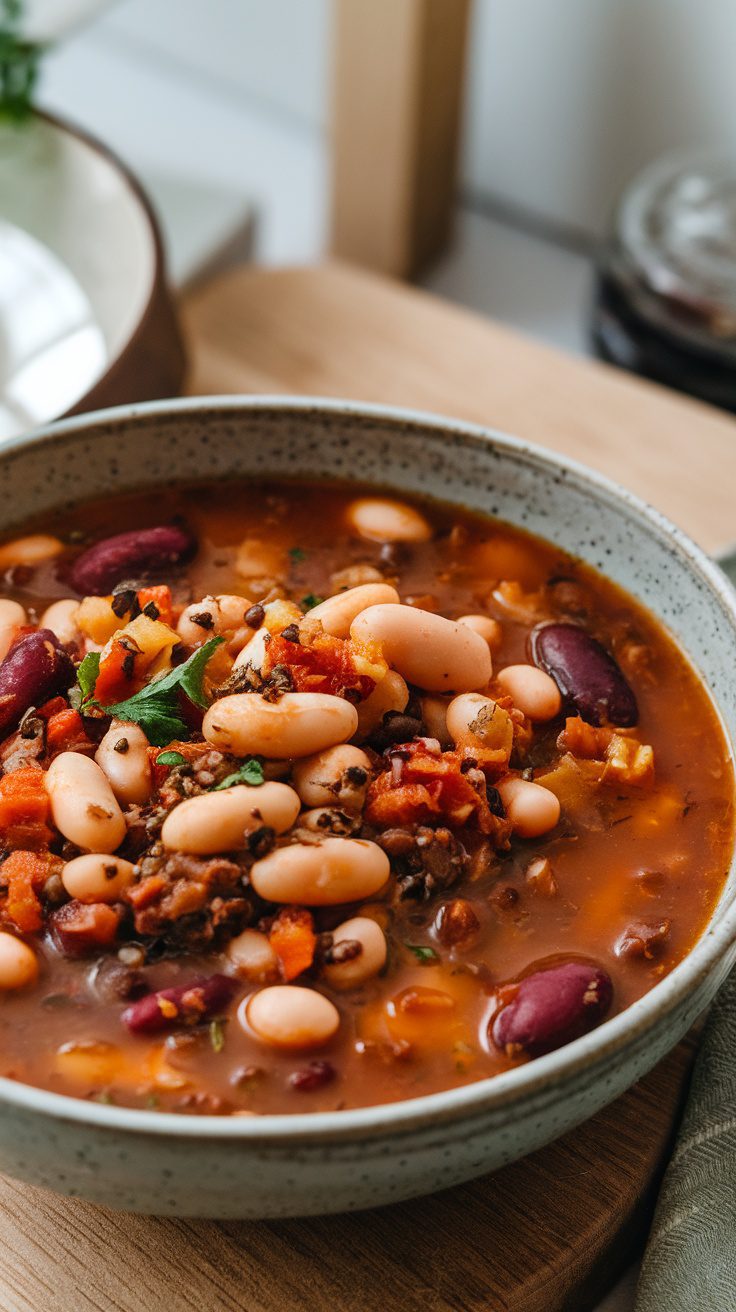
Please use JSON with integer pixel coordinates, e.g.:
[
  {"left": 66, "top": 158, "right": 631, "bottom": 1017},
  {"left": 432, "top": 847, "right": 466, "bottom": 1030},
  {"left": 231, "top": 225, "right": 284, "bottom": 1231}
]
[
  {"left": 101, "top": 637, "right": 224, "bottom": 747},
  {"left": 406, "top": 944, "right": 439, "bottom": 964},
  {"left": 76, "top": 651, "right": 101, "bottom": 704},
  {"left": 213, "top": 758, "right": 265, "bottom": 790},
  {"left": 209, "top": 1018, "right": 226, "bottom": 1053},
  {"left": 300, "top": 593, "right": 324, "bottom": 611},
  {"left": 156, "top": 750, "right": 188, "bottom": 768},
  {"left": 288, "top": 546, "right": 306, "bottom": 563},
  {"left": 0, "top": 1, "right": 40, "bottom": 122}
]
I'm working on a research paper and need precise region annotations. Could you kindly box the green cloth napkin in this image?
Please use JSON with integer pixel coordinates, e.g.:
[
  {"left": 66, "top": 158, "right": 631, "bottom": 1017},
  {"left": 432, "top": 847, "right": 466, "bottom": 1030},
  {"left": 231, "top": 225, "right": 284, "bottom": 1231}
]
[{"left": 635, "top": 968, "right": 736, "bottom": 1310}]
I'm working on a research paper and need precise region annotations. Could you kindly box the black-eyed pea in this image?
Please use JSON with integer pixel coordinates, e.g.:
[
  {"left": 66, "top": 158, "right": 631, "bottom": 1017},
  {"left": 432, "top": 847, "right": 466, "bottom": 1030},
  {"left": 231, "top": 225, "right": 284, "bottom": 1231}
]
[
  {"left": 45, "top": 752, "right": 126, "bottom": 852},
  {"left": 291, "top": 745, "right": 371, "bottom": 810},
  {"left": 0, "top": 598, "right": 26, "bottom": 662},
  {"left": 227, "top": 929, "right": 280, "bottom": 984},
  {"left": 323, "top": 916, "right": 387, "bottom": 990},
  {"left": 446, "top": 692, "right": 514, "bottom": 756},
  {"left": 0, "top": 932, "right": 38, "bottom": 989},
  {"left": 355, "top": 670, "right": 409, "bottom": 739},
  {"left": 306, "top": 583, "right": 400, "bottom": 638},
  {"left": 243, "top": 985, "right": 340, "bottom": 1049},
  {"left": 62, "top": 854, "right": 136, "bottom": 903},
  {"left": 250, "top": 836, "right": 390, "bottom": 905},
  {"left": 95, "top": 720, "right": 153, "bottom": 806},
  {"left": 39, "top": 598, "right": 81, "bottom": 648},
  {"left": 161, "top": 781, "right": 300, "bottom": 854},
  {"left": 345, "top": 497, "right": 431, "bottom": 543},
  {"left": 497, "top": 776, "right": 561, "bottom": 838},
  {"left": 0, "top": 534, "right": 63, "bottom": 569},
  {"left": 496, "top": 663, "right": 561, "bottom": 722},
  {"left": 420, "top": 695, "right": 453, "bottom": 748},
  {"left": 177, "top": 594, "right": 252, "bottom": 651},
  {"left": 203, "top": 692, "right": 358, "bottom": 759},
  {"left": 457, "top": 613, "right": 503, "bottom": 654},
  {"left": 351, "top": 604, "right": 491, "bottom": 693}
]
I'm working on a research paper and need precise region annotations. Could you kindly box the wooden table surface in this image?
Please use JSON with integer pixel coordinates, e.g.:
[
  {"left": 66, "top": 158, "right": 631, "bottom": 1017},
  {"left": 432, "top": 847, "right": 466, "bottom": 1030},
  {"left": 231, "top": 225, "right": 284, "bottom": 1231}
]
[{"left": 1, "top": 261, "right": 734, "bottom": 1312}]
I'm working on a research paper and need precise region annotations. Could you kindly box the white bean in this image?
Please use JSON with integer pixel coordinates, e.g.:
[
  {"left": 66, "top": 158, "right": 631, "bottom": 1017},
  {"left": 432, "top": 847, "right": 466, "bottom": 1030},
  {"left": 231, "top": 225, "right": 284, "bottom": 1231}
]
[
  {"left": 306, "top": 583, "right": 400, "bottom": 638},
  {"left": 203, "top": 692, "right": 358, "bottom": 759},
  {"left": 0, "top": 534, "right": 63, "bottom": 569},
  {"left": 346, "top": 498, "right": 431, "bottom": 543},
  {"left": 227, "top": 929, "right": 279, "bottom": 983},
  {"left": 95, "top": 720, "right": 152, "bottom": 806},
  {"left": 496, "top": 664, "right": 562, "bottom": 722},
  {"left": 351, "top": 604, "right": 491, "bottom": 692},
  {"left": 497, "top": 776, "right": 561, "bottom": 838},
  {"left": 161, "top": 781, "right": 300, "bottom": 854},
  {"left": 62, "top": 854, "right": 136, "bottom": 903},
  {"left": 457, "top": 613, "right": 503, "bottom": 654},
  {"left": 355, "top": 670, "right": 409, "bottom": 740},
  {"left": 45, "top": 753, "right": 126, "bottom": 852},
  {"left": 0, "top": 598, "right": 26, "bottom": 661},
  {"left": 177, "top": 594, "right": 252, "bottom": 651},
  {"left": 0, "top": 932, "right": 38, "bottom": 989},
  {"left": 39, "top": 598, "right": 80, "bottom": 648},
  {"left": 236, "top": 537, "right": 286, "bottom": 582},
  {"left": 446, "top": 692, "right": 514, "bottom": 756},
  {"left": 243, "top": 985, "right": 340, "bottom": 1049},
  {"left": 251, "top": 836, "right": 389, "bottom": 905},
  {"left": 323, "top": 916, "right": 387, "bottom": 990},
  {"left": 291, "top": 745, "right": 371, "bottom": 810}
]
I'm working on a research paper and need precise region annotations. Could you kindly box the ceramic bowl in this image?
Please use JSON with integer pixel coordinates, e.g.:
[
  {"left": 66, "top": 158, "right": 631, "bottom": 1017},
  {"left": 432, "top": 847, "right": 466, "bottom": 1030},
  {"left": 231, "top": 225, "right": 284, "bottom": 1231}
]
[
  {"left": 0, "top": 395, "right": 734, "bottom": 1218},
  {"left": 0, "top": 111, "right": 185, "bottom": 440}
]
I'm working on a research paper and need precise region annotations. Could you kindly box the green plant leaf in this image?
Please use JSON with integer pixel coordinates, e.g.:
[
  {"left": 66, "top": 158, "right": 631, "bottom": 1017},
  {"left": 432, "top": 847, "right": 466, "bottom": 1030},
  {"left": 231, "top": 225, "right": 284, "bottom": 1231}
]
[
  {"left": 405, "top": 944, "right": 439, "bottom": 963},
  {"left": 213, "top": 758, "right": 265, "bottom": 790},
  {"left": 102, "top": 637, "right": 224, "bottom": 746},
  {"left": 156, "top": 750, "right": 188, "bottom": 768},
  {"left": 76, "top": 651, "right": 101, "bottom": 702}
]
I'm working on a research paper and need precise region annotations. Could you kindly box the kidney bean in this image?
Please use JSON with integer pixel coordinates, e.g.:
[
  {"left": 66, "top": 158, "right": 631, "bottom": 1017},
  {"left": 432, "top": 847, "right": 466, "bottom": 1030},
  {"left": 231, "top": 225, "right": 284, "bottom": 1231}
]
[
  {"left": 288, "top": 1059, "right": 337, "bottom": 1092},
  {"left": 122, "top": 973, "right": 237, "bottom": 1034},
  {"left": 0, "top": 629, "right": 74, "bottom": 735},
  {"left": 529, "top": 623, "right": 638, "bottom": 727},
  {"left": 67, "top": 525, "right": 196, "bottom": 595},
  {"left": 491, "top": 960, "right": 613, "bottom": 1057}
]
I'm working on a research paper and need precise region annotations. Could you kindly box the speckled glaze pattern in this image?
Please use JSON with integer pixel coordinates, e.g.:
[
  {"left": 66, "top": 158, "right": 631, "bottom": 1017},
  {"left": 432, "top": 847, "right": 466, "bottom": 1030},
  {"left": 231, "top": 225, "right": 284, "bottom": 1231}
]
[{"left": 0, "top": 396, "right": 734, "bottom": 1219}]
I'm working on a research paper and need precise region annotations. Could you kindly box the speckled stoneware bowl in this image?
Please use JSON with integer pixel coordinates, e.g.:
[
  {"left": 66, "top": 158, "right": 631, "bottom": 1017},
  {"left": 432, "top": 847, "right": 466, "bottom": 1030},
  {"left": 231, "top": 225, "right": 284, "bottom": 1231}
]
[{"left": 0, "top": 395, "right": 735, "bottom": 1218}]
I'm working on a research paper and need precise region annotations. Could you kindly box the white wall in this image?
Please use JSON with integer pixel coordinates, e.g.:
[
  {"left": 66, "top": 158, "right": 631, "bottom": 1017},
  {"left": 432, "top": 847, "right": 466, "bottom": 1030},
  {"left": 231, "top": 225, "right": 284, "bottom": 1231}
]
[{"left": 463, "top": 0, "right": 736, "bottom": 237}]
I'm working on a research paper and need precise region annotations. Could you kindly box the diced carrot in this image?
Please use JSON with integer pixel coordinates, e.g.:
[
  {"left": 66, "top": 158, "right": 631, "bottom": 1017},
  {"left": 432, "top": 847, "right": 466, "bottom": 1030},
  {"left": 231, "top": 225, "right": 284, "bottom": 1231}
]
[
  {"left": 137, "top": 585, "right": 174, "bottom": 628},
  {"left": 94, "top": 638, "right": 135, "bottom": 706},
  {"left": 46, "top": 708, "right": 90, "bottom": 754},
  {"left": 269, "top": 907, "right": 317, "bottom": 982},
  {"left": 2, "top": 849, "right": 50, "bottom": 932},
  {"left": 36, "top": 696, "right": 69, "bottom": 720},
  {"left": 126, "top": 875, "right": 166, "bottom": 910},
  {"left": 0, "top": 767, "right": 52, "bottom": 849}
]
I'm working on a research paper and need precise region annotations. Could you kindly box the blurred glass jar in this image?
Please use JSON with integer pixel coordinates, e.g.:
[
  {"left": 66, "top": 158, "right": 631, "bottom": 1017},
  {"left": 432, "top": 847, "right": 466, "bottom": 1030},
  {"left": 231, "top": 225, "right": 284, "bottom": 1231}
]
[{"left": 592, "top": 153, "right": 736, "bottom": 413}]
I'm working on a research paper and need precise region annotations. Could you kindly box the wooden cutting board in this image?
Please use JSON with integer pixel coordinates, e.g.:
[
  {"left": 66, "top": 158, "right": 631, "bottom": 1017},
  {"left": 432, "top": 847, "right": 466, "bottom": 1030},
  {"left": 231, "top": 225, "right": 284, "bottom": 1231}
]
[{"left": 2, "top": 260, "right": 735, "bottom": 1312}]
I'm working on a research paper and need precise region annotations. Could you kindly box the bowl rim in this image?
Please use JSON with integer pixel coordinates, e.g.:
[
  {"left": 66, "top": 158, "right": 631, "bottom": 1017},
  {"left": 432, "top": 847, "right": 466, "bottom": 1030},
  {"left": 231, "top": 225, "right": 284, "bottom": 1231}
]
[
  {"left": 1, "top": 392, "right": 735, "bottom": 1143},
  {"left": 4, "top": 109, "right": 167, "bottom": 418}
]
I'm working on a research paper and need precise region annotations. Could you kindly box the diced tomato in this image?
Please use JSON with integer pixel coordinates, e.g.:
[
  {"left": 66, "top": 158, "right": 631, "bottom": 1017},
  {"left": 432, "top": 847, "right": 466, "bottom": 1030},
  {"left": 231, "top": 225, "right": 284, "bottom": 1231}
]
[
  {"left": 269, "top": 907, "right": 317, "bottom": 981},
  {"left": 365, "top": 741, "right": 507, "bottom": 837},
  {"left": 1, "top": 849, "right": 51, "bottom": 932},
  {"left": 263, "top": 629, "right": 385, "bottom": 701}
]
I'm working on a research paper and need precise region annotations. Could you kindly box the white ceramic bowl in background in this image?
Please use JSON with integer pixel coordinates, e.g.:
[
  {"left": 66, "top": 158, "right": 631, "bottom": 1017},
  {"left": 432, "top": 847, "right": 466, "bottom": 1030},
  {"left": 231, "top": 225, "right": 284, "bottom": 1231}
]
[
  {"left": 0, "top": 395, "right": 733, "bottom": 1218},
  {"left": 0, "top": 111, "right": 185, "bottom": 439}
]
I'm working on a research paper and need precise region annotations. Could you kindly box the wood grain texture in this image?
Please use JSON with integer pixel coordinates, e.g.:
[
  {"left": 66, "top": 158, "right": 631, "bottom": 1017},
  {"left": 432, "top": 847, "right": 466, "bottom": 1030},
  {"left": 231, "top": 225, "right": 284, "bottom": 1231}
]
[
  {"left": 181, "top": 260, "right": 736, "bottom": 555},
  {"left": 0, "top": 262, "right": 724, "bottom": 1312}
]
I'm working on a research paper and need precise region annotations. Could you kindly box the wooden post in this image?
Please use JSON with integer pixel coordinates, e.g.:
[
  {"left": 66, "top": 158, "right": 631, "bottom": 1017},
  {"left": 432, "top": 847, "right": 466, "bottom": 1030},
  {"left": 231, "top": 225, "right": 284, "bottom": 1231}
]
[{"left": 330, "top": 0, "right": 471, "bottom": 279}]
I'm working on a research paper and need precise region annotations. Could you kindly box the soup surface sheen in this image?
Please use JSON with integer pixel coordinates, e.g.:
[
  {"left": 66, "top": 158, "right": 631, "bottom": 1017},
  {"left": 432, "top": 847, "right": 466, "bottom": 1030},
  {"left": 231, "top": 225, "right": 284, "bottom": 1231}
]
[{"left": 0, "top": 480, "right": 730, "bottom": 1116}]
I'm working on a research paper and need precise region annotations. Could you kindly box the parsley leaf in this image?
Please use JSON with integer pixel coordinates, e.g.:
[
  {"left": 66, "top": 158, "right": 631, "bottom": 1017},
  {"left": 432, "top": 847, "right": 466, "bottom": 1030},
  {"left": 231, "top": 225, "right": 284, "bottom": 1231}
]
[
  {"left": 156, "top": 750, "right": 188, "bottom": 768},
  {"left": 406, "top": 944, "right": 439, "bottom": 963},
  {"left": 288, "top": 546, "right": 306, "bottom": 563},
  {"left": 77, "top": 651, "right": 101, "bottom": 702},
  {"left": 102, "top": 637, "right": 224, "bottom": 747},
  {"left": 300, "top": 593, "right": 324, "bottom": 611},
  {"left": 213, "top": 758, "right": 265, "bottom": 790},
  {"left": 209, "top": 1018, "right": 227, "bottom": 1053}
]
